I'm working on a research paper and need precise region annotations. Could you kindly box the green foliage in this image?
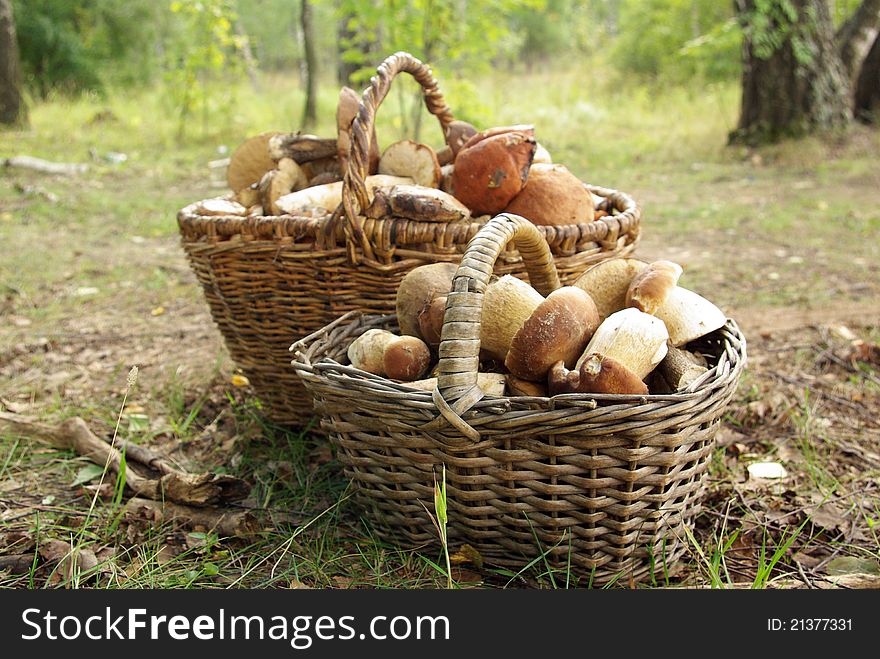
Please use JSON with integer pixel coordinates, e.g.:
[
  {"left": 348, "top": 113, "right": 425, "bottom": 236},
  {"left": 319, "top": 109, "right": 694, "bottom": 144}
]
[
  {"left": 611, "top": 0, "right": 741, "bottom": 82},
  {"left": 741, "top": 0, "right": 816, "bottom": 66},
  {"left": 13, "top": 0, "right": 163, "bottom": 97},
  {"left": 164, "top": 0, "right": 248, "bottom": 138}
]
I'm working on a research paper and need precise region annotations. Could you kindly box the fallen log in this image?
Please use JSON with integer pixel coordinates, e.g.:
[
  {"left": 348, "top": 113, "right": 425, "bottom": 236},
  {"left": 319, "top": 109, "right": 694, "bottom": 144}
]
[
  {"left": 124, "top": 497, "right": 259, "bottom": 537},
  {"left": 2, "top": 155, "right": 88, "bottom": 175}
]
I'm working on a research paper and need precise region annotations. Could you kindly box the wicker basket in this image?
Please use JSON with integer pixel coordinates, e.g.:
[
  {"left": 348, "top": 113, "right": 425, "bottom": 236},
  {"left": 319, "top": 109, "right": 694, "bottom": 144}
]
[
  {"left": 292, "top": 214, "right": 746, "bottom": 585},
  {"left": 178, "top": 52, "right": 641, "bottom": 426}
]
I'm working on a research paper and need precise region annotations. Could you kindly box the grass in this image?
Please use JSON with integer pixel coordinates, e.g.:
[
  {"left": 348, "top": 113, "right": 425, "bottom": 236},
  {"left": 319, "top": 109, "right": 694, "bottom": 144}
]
[{"left": 2, "top": 61, "right": 879, "bottom": 589}]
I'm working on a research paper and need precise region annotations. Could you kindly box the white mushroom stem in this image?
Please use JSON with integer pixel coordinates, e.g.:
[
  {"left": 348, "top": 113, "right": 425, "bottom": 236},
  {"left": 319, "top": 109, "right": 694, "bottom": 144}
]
[
  {"left": 655, "top": 287, "right": 727, "bottom": 347},
  {"left": 275, "top": 174, "right": 413, "bottom": 214},
  {"left": 657, "top": 345, "right": 709, "bottom": 391},
  {"left": 576, "top": 308, "right": 669, "bottom": 379},
  {"left": 407, "top": 372, "right": 506, "bottom": 396},
  {"left": 480, "top": 275, "right": 544, "bottom": 361}
]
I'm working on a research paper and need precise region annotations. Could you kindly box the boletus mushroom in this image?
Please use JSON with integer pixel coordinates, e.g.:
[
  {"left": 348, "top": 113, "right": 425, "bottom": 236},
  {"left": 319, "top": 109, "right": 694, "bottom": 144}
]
[
  {"left": 577, "top": 307, "right": 669, "bottom": 380},
  {"left": 227, "top": 131, "right": 283, "bottom": 193},
  {"left": 451, "top": 128, "right": 537, "bottom": 215},
  {"left": 395, "top": 263, "right": 458, "bottom": 339},
  {"left": 347, "top": 329, "right": 431, "bottom": 381},
  {"left": 572, "top": 258, "right": 648, "bottom": 322},
  {"left": 479, "top": 275, "right": 545, "bottom": 361},
  {"left": 378, "top": 140, "right": 442, "bottom": 188},
  {"left": 625, "top": 260, "right": 683, "bottom": 315},
  {"left": 548, "top": 354, "right": 649, "bottom": 396},
  {"left": 623, "top": 260, "right": 727, "bottom": 346},
  {"left": 504, "top": 286, "right": 600, "bottom": 381},
  {"left": 504, "top": 163, "right": 595, "bottom": 226}
]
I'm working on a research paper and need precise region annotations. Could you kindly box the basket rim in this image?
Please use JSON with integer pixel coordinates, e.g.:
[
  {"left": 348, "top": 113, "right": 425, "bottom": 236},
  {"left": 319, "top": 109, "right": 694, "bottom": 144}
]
[{"left": 176, "top": 182, "right": 641, "bottom": 254}]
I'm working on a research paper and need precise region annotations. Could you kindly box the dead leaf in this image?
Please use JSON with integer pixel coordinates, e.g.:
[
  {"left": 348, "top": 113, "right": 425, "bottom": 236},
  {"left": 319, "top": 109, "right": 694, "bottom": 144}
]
[
  {"left": 826, "top": 556, "right": 880, "bottom": 576},
  {"left": 449, "top": 543, "right": 484, "bottom": 568},
  {"left": 289, "top": 579, "right": 312, "bottom": 589},
  {"left": 332, "top": 575, "right": 355, "bottom": 589}
]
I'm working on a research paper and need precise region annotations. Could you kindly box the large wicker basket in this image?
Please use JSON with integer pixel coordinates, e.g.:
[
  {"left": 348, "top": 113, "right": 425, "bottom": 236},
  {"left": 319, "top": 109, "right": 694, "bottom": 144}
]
[
  {"left": 178, "top": 52, "right": 641, "bottom": 426},
  {"left": 292, "top": 214, "right": 746, "bottom": 585}
]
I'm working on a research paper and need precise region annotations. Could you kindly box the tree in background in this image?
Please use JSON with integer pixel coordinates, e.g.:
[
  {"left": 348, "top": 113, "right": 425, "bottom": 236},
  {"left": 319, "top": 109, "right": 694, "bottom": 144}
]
[
  {"left": 731, "top": 0, "right": 880, "bottom": 143},
  {"left": 300, "top": 0, "right": 317, "bottom": 129},
  {"left": 855, "top": 30, "right": 880, "bottom": 121},
  {"left": 0, "top": 0, "right": 26, "bottom": 126}
]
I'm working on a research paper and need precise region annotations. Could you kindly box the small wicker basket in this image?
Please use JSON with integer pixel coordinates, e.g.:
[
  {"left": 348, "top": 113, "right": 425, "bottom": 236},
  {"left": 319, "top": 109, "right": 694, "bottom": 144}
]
[
  {"left": 292, "top": 214, "right": 746, "bottom": 585},
  {"left": 178, "top": 52, "right": 641, "bottom": 426}
]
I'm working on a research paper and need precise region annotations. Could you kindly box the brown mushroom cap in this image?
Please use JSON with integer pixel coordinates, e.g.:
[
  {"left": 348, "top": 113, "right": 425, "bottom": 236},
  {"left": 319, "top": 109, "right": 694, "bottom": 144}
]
[
  {"left": 504, "top": 286, "right": 600, "bottom": 381},
  {"left": 396, "top": 263, "right": 458, "bottom": 338},
  {"left": 506, "top": 374, "right": 548, "bottom": 397},
  {"left": 417, "top": 295, "right": 447, "bottom": 349},
  {"left": 451, "top": 131, "right": 537, "bottom": 216},
  {"left": 227, "top": 132, "right": 283, "bottom": 193},
  {"left": 504, "top": 164, "right": 594, "bottom": 226},
  {"left": 460, "top": 124, "right": 536, "bottom": 151},
  {"left": 626, "top": 260, "right": 683, "bottom": 315},
  {"left": 548, "top": 354, "right": 649, "bottom": 396},
  {"left": 383, "top": 336, "right": 431, "bottom": 381}
]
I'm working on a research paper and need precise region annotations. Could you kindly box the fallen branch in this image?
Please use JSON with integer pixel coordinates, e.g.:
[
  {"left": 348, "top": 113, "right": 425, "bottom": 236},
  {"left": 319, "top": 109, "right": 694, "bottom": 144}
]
[
  {"left": 0, "top": 412, "right": 249, "bottom": 506},
  {"left": 2, "top": 155, "right": 88, "bottom": 175},
  {"left": 124, "top": 497, "right": 259, "bottom": 537},
  {"left": 0, "top": 554, "right": 35, "bottom": 573}
]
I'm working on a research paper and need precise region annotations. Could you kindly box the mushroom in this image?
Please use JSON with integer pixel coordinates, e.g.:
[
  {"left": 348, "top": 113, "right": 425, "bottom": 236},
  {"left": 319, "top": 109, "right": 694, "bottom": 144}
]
[
  {"left": 235, "top": 183, "right": 261, "bottom": 208},
  {"left": 506, "top": 374, "right": 548, "bottom": 397},
  {"left": 533, "top": 143, "right": 553, "bottom": 164},
  {"left": 480, "top": 275, "right": 545, "bottom": 361},
  {"left": 227, "top": 131, "right": 283, "bottom": 193},
  {"left": 337, "top": 87, "right": 380, "bottom": 175},
  {"left": 504, "top": 163, "right": 595, "bottom": 226},
  {"left": 445, "top": 120, "right": 479, "bottom": 157},
  {"left": 346, "top": 329, "right": 431, "bottom": 381},
  {"left": 572, "top": 258, "right": 648, "bottom": 322},
  {"left": 378, "top": 140, "right": 442, "bottom": 188},
  {"left": 365, "top": 185, "right": 470, "bottom": 222},
  {"left": 439, "top": 164, "right": 455, "bottom": 195},
  {"left": 652, "top": 345, "right": 709, "bottom": 392},
  {"left": 655, "top": 287, "right": 728, "bottom": 347},
  {"left": 417, "top": 294, "right": 447, "bottom": 349},
  {"left": 451, "top": 130, "right": 537, "bottom": 215},
  {"left": 259, "top": 157, "right": 308, "bottom": 215},
  {"left": 576, "top": 308, "right": 669, "bottom": 380},
  {"left": 623, "top": 259, "right": 727, "bottom": 346},
  {"left": 625, "top": 260, "right": 683, "bottom": 315},
  {"left": 395, "top": 262, "right": 458, "bottom": 339},
  {"left": 548, "top": 354, "right": 649, "bottom": 396},
  {"left": 195, "top": 198, "right": 247, "bottom": 217},
  {"left": 275, "top": 174, "right": 413, "bottom": 215},
  {"left": 504, "top": 286, "right": 600, "bottom": 381},
  {"left": 407, "top": 372, "right": 506, "bottom": 396}
]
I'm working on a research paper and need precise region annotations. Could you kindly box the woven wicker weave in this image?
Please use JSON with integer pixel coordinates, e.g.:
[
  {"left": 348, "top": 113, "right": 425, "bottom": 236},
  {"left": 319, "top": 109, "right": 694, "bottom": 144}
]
[
  {"left": 292, "top": 214, "right": 746, "bottom": 585},
  {"left": 178, "top": 52, "right": 641, "bottom": 426}
]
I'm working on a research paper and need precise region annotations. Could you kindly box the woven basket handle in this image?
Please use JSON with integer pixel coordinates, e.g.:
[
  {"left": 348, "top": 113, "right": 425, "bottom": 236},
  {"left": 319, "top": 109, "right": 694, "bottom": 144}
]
[
  {"left": 338, "top": 51, "right": 456, "bottom": 263},
  {"left": 426, "top": 213, "right": 561, "bottom": 441}
]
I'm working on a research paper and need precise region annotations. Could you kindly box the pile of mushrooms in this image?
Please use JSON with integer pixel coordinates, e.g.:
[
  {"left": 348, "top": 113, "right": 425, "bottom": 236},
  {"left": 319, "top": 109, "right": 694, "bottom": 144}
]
[
  {"left": 198, "top": 87, "right": 611, "bottom": 232},
  {"left": 348, "top": 258, "right": 728, "bottom": 398}
]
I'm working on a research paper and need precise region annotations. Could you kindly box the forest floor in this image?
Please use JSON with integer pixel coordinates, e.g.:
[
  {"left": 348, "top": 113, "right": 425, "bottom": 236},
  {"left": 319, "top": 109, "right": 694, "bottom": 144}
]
[{"left": 1, "top": 72, "right": 879, "bottom": 588}]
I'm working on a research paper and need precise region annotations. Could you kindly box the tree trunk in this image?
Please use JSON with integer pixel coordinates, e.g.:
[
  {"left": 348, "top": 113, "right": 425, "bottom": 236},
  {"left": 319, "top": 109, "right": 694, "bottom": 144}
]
[
  {"left": 0, "top": 0, "right": 26, "bottom": 126},
  {"left": 336, "top": 4, "right": 359, "bottom": 88},
  {"left": 235, "top": 20, "right": 260, "bottom": 91},
  {"left": 854, "top": 34, "right": 880, "bottom": 122},
  {"left": 730, "top": 0, "right": 851, "bottom": 144},
  {"left": 836, "top": 0, "right": 880, "bottom": 95},
  {"left": 300, "top": 0, "right": 318, "bottom": 130}
]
